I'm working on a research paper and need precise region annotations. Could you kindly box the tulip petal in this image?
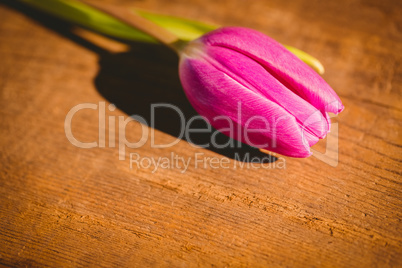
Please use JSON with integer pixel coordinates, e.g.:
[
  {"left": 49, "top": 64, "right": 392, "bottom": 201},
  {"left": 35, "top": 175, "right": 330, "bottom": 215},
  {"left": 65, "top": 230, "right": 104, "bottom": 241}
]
[
  {"left": 200, "top": 27, "right": 344, "bottom": 114},
  {"left": 302, "top": 129, "right": 320, "bottom": 147},
  {"left": 179, "top": 53, "right": 312, "bottom": 157},
  {"left": 199, "top": 45, "right": 329, "bottom": 139}
]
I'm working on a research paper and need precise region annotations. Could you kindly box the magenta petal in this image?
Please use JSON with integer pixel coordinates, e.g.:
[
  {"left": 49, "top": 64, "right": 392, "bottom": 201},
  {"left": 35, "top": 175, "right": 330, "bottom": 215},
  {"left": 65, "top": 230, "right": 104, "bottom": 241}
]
[
  {"left": 179, "top": 54, "right": 312, "bottom": 158},
  {"left": 325, "top": 112, "right": 331, "bottom": 132},
  {"left": 203, "top": 45, "right": 329, "bottom": 139},
  {"left": 200, "top": 27, "right": 344, "bottom": 114},
  {"left": 302, "top": 129, "right": 320, "bottom": 147}
]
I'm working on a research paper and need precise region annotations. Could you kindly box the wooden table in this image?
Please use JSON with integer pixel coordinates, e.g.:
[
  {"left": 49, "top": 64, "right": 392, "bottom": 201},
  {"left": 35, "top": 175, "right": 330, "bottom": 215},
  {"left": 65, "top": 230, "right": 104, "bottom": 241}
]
[{"left": 1, "top": 0, "right": 401, "bottom": 266}]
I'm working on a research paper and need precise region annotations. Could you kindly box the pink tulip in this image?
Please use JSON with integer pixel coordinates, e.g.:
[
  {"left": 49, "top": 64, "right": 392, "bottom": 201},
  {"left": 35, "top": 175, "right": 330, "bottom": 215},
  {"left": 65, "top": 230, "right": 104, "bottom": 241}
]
[{"left": 178, "top": 27, "right": 344, "bottom": 157}]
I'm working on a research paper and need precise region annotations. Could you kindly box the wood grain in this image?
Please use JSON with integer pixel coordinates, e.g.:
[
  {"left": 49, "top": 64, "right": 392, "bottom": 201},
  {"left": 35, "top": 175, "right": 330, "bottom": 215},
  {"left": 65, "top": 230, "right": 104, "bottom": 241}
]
[{"left": 0, "top": 0, "right": 401, "bottom": 267}]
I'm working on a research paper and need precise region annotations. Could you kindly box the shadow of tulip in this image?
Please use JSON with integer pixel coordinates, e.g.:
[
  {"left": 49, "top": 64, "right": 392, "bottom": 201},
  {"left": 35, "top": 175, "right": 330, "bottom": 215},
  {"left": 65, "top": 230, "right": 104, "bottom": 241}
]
[
  {"left": 3, "top": 0, "right": 277, "bottom": 163},
  {"left": 94, "top": 44, "right": 277, "bottom": 162}
]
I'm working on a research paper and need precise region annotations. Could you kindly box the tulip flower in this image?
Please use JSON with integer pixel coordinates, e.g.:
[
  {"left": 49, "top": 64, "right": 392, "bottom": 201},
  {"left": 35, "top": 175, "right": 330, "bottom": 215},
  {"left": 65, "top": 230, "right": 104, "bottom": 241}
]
[
  {"left": 23, "top": 0, "right": 344, "bottom": 157},
  {"left": 179, "top": 27, "right": 344, "bottom": 157}
]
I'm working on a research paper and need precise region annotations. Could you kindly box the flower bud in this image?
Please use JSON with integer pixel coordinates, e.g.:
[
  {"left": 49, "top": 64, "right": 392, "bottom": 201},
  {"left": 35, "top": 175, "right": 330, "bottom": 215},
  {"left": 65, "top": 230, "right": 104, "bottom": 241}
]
[{"left": 179, "top": 27, "right": 344, "bottom": 157}]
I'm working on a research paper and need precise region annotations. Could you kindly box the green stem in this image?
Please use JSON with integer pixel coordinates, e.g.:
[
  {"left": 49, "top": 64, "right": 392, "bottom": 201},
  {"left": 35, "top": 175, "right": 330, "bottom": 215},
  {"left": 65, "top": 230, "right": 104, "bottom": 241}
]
[
  {"left": 77, "top": 0, "right": 183, "bottom": 53},
  {"left": 19, "top": 0, "right": 325, "bottom": 73}
]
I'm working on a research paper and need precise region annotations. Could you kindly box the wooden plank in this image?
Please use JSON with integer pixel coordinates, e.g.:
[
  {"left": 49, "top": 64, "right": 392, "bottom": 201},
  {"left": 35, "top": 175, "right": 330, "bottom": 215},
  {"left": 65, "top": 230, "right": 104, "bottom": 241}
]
[{"left": 0, "top": 0, "right": 401, "bottom": 266}]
